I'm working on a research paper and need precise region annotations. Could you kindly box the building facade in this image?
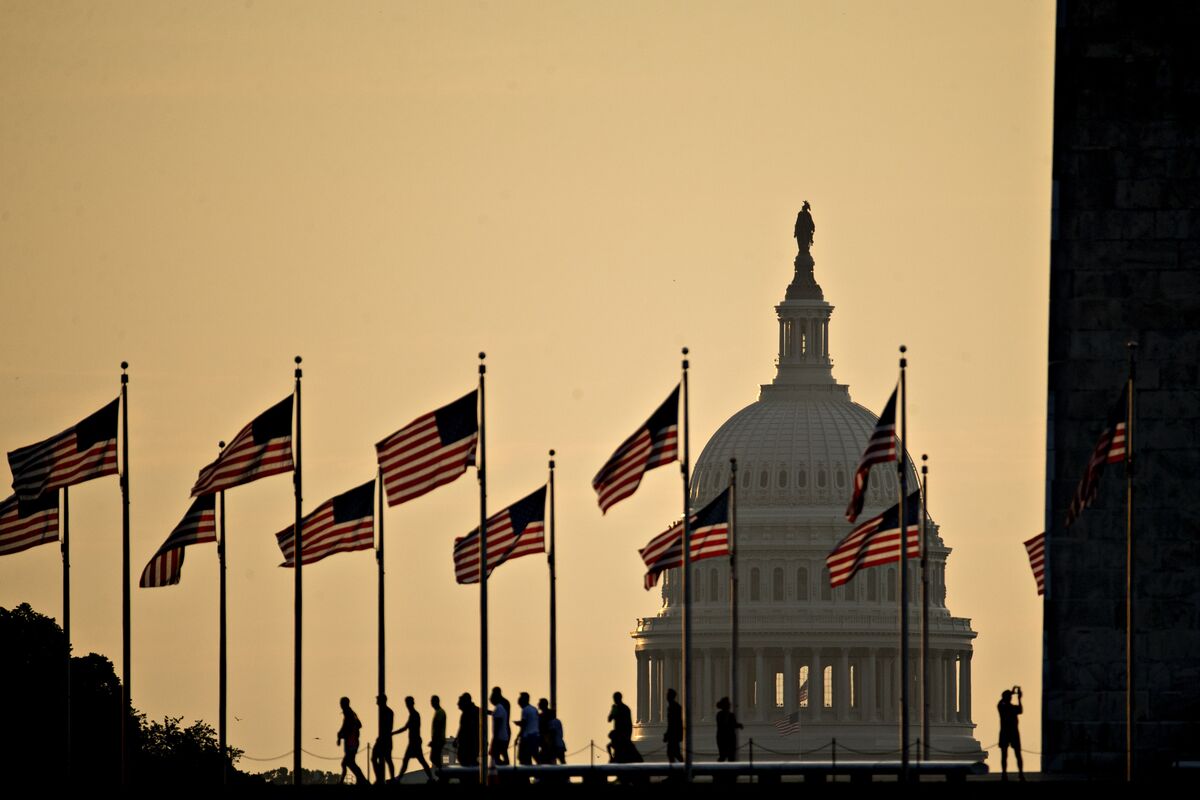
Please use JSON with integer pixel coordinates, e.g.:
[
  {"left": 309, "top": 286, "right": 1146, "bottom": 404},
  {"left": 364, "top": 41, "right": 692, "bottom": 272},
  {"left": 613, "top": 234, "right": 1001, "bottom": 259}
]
[{"left": 631, "top": 217, "right": 983, "bottom": 760}]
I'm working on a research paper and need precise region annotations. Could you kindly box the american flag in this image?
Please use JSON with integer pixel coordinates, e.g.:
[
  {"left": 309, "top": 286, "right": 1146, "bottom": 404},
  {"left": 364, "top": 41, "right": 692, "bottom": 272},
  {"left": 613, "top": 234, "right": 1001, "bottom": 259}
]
[
  {"left": 191, "top": 396, "right": 293, "bottom": 496},
  {"left": 592, "top": 385, "right": 679, "bottom": 513},
  {"left": 798, "top": 679, "right": 809, "bottom": 706},
  {"left": 453, "top": 485, "right": 546, "bottom": 584},
  {"left": 139, "top": 494, "right": 217, "bottom": 588},
  {"left": 1065, "top": 385, "right": 1128, "bottom": 527},
  {"left": 1024, "top": 532, "right": 1045, "bottom": 596},
  {"left": 276, "top": 480, "right": 375, "bottom": 568},
  {"left": 845, "top": 386, "right": 897, "bottom": 523},
  {"left": 826, "top": 491, "right": 921, "bottom": 588},
  {"left": 639, "top": 488, "right": 729, "bottom": 590},
  {"left": 8, "top": 398, "right": 119, "bottom": 502},
  {"left": 0, "top": 491, "right": 59, "bottom": 557},
  {"left": 773, "top": 710, "right": 801, "bottom": 737},
  {"left": 376, "top": 391, "right": 478, "bottom": 507}
]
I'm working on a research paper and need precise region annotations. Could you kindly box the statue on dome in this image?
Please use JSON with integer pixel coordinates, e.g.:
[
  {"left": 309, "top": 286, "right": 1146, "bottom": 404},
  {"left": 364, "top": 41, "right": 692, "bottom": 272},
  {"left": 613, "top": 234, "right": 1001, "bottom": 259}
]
[{"left": 794, "top": 201, "right": 815, "bottom": 252}]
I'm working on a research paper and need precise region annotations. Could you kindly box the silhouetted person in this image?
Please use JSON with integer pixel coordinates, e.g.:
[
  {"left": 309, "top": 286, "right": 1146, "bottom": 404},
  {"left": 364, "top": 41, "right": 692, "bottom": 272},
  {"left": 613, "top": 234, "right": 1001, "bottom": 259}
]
[
  {"left": 489, "top": 686, "right": 511, "bottom": 767},
  {"left": 430, "top": 694, "right": 447, "bottom": 772},
  {"left": 715, "top": 697, "right": 743, "bottom": 762},
  {"left": 515, "top": 692, "right": 540, "bottom": 766},
  {"left": 537, "top": 698, "right": 565, "bottom": 764},
  {"left": 395, "top": 695, "right": 433, "bottom": 781},
  {"left": 456, "top": 693, "right": 480, "bottom": 769},
  {"left": 337, "top": 696, "right": 368, "bottom": 785},
  {"left": 663, "top": 688, "right": 683, "bottom": 764},
  {"left": 607, "top": 691, "right": 641, "bottom": 763},
  {"left": 372, "top": 694, "right": 395, "bottom": 784},
  {"left": 998, "top": 687, "right": 1025, "bottom": 781}
]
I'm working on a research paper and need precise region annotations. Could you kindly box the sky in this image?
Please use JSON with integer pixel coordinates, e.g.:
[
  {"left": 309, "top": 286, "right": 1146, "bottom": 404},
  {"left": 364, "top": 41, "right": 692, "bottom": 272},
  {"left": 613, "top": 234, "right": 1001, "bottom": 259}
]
[{"left": 0, "top": 0, "right": 1055, "bottom": 774}]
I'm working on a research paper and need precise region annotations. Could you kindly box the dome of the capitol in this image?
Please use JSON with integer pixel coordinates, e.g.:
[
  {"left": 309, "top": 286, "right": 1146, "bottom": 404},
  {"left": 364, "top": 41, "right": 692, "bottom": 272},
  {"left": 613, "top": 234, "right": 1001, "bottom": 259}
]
[{"left": 630, "top": 206, "right": 982, "bottom": 763}]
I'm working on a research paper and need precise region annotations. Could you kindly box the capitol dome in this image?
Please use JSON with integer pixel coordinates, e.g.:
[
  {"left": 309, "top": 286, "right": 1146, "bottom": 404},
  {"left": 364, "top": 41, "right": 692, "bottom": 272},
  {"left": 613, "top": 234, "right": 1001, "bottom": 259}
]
[{"left": 631, "top": 209, "right": 982, "bottom": 762}]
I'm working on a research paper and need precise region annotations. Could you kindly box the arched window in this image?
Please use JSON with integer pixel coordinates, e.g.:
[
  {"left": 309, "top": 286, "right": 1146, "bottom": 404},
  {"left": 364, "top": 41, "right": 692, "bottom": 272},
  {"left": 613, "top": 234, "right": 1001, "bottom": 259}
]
[
  {"left": 797, "top": 468, "right": 807, "bottom": 488},
  {"left": 835, "top": 469, "right": 846, "bottom": 489},
  {"left": 782, "top": 320, "right": 793, "bottom": 357},
  {"left": 750, "top": 568, "right": 761, "bottom": 602},
  {"left": 868, "top": 570, "right": 878, "bottom": 602},
  {"left": 817, "top": 469, "right": 827, "bottom": 488},
  {"left": 822, "top": 666, "right": 833, "bottom": 708},
  {"left": 798, "top": 666, "right": 810, "bottom": 707},
  {"left": 800, "top": 328, "right": 808, "bottom": 356},
  {"left": 796, "top": 567, "right": 809, "bottom": 601},
  {"left": 709, "top": 568, "right": 719, "bottom": 603},
  {"left": 778, "top": 470, "right": 788, "bottom": 488},
  {"left": 887, "top": 567, "right": 897, "bottom": 602},
  {"left": 759, "top": 470, "right": 769, "bottom": 489},
  {"left": 772, "top": 568, "right": 784, "bottom": 602},
  {"left": 741, "top": 468, "right": 752, "bottom": 489},
  {"left": 694, "top": 568, "right": 702, "bottom": 602},
  {"left": 821, "top": 568, "right": 832, "bottom": 601}
]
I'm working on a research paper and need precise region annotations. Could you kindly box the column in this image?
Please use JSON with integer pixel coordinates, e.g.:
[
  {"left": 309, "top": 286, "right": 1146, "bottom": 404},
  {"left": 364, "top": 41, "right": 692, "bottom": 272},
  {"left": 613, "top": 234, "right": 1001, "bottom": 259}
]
[
  {"left": 636, "top": 651, "right": 649, "bottom": 723},
  {"left": 946, "top": 653, "right": 958, "bottom": 725},
  {"left": 754, "top": 648, "right": 765, "bottom": 720},
  {"left": 961, "top": 651, "right": 972, "bottom": 723},
  {"left": 809, "top": 650, "right": 823, "bottom": 721},
  {"left": 864, "top": 648, "right": 877, "bottom": 722},
  {"left": 783, "top": 650, "right": 795, "bottom": 712},
  {"left": 836, "top": 649, "right": 849, "bottom": 719},
  {"left": 822, "top": 319, "right": 829, "bottom": 359}
]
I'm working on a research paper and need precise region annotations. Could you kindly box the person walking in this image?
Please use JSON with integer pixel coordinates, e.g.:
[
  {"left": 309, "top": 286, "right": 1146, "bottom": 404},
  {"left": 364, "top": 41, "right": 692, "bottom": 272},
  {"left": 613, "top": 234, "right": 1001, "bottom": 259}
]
[
  {"left": 371, "top": 694, "right": 396, "bottom": 784},
  {"left": 607, "top": 691, "right": 640, "bottom": 763},
  {"left": 715, "top": 697, "right": 742, "bottom": 762},
  {"left": 429, "top": 694, "right": 447, "bottom": 773},
  {"left": 998, "top": 687, "right": 1025, "bottom": 781},
  {"left": 455, "top": 693, "right": 480, "bottom": 770},
  {"left": 664, "top": 687, "right": 683, "bottom": 765},
  {"left": 395, "top": 695, "right": 433, "bottom": 781},
  {"left": 536, "top": 698, "right": 565, "bottom": 765},
  {"left": 488, "top": 686, "right": 511, "bottom": 767},
  {"left": 336, "top": 696, "right": 368, "bottom": 785},
  {"left": 515, "top": 692, "right": 540, "bottom": 766}
]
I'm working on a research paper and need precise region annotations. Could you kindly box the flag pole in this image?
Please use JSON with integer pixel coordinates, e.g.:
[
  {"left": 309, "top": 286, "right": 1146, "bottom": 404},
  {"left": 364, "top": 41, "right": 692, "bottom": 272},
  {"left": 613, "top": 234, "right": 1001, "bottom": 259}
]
[
  {"left": 477, "top": 352, "right": 488, "bottom": 786},
  {"left": 120, "top": 361, "right": 132, "bottom": 787},
  {"left": 728, "top": 457, "right": 739, "bottom": 748},
  {"left": 920, "top": 453, "right": 929, "bottom": 762},
  {"left": 377, "top": 467, "right": 386, "bottom": 732},
  {"left": 681, "top": 347, "right": 693, "bottom": 780},
  {"left": 1125, "top": 341, "right": 1137, "bottom": 782},
  {"left": 293, "top": 356, "right": 303, "bottom": 786},
  {"left": 898, "top": 345, "right": 910, "bottom": 781},
  {"left": 218, "top": 441, "right": 228, "bottom": 785},
  {"left": 62, "top": 485, "right": 71, "bottom": 782},
  {"left": 548, "top": 449, "right": 558, "bottom": 716}
]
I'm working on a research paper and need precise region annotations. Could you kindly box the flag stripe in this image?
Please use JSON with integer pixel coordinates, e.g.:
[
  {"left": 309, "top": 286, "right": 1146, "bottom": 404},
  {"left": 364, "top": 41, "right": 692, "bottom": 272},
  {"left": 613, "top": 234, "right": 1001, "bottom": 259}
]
[
  {"left": 277, "top": 481, "right": 375, "bottom": 567},
  {"left": 1024, "top": 532, "right": 1045, "bottom": 596},
  {"left": 593, "top": 386, "right": 680, "bottom": 513},
  {"left": 139, "top": 495, "right": 217, "bottom": 587},
  {"left": 453, "top": 486, "right": 547, "bottom": 584},
  {"left": 845, "top": 387, "right": 898, "bottom": 523},
  {"left": 639, "top": 489, "right": 731, "bottom": 590},
  {"left": 827, "top": 491, "right": 921, "bottom": 588},
  {"left": 191, "top": 396, "right": 294, "bottom": 496},
  {"left": 1065, "top": 385, "right": 1128, "bottom": 527},
  {"left": 376, "top": 392, "right": 478, "bottom": 507},
  {"left": 0, "top": 493, "right": 59, "bottom": 557},
  {"left": 8, "top": 398, "right": 120, "bottom": 501}
]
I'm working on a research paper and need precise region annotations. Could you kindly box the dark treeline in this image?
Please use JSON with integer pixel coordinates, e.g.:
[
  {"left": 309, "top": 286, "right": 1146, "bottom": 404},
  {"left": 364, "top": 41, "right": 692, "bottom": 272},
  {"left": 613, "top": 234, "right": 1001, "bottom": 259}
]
[{"left": 0, "top": 603, "right": 255, "bottom": 786}]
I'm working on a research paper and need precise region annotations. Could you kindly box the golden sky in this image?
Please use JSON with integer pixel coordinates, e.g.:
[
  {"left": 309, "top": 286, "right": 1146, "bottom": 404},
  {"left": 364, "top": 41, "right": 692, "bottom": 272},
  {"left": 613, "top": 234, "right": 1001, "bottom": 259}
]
[{"left": 0, "top": 0, "right": 1054, "bottom": 773}]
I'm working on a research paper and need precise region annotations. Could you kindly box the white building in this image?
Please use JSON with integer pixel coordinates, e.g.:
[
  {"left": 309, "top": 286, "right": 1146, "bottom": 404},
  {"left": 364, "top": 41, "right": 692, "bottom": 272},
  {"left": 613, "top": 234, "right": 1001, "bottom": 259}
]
[{"left": 631, "top": 214, "right": 984, "bottom": 761}]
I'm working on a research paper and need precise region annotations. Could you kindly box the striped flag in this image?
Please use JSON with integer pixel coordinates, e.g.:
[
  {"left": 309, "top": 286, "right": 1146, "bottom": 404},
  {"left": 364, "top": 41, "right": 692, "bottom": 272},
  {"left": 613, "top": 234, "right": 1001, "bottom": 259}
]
[
  {"left": 453, "top": 485, "right": 546, "bottom": 584},
  {"left": 798, "top": 679, "right": 809, "bottom": 707},
  {"left": 0, "top": 491, "right": 59, "bottom": 557},
  {"left": 773, "top": 710, "right": 801, "bottom": 736},
  {"left": 139, "top": 495, "right": 217, "bottom": 588},
  {"left": 276, "top": 480, "right": 375, "bottom": 567},
  {"left": 592, "top": 385, "right": 679, "bottom": 513},
  {"left": 1024, "top": 532, "right": 1045, "bottom": 596},
  {"left": 639, "top": 488, "right": 730, "bottom": 590},
  {"left": 826, "top": 491, "right": 920, "bottom": 588},
  {"left": 191, "top": 396, "right": 294, "bottom": 496},
  {"left": 1065, "top": 385, "right": 1128, "bottom": 527},
  {"left": 8, "top": 398, "right": 119, "bottom": 501},
  {"left": 376, "top": 391, "right": 478, "bottom": 507},
  {"left": 845, "top": 386, "right": 897, "bottom": 523}
]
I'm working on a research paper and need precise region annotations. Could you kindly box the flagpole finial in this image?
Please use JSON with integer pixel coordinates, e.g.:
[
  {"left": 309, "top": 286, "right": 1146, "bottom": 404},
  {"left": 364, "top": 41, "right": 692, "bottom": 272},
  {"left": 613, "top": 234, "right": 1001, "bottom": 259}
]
[
  {"left": 478, "top": 352, "right": 486, "bottom": 374},
  {"left": 549, "top": 448, "right": 556, "bottom": 469},
  {"left": 899, "top": 344, "right": 907, "bottom": 368},
  {"left": 1127, "top": 340, "right": 1139, "bottom": 350},
  {"left": 294, "top": 355, "right": 302, "bottom": 379},
  {"left": 921, "top": 453, "right": 928, "bottom": 475},
  {"left": 682, "top": 346, "right": 689, "bottom": 370},
  {"left": 219, "top": 440, "right": 226, "bottom": 451},
  {"left": 120, "top": 361, "right": 129, "bottom": 384}
]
